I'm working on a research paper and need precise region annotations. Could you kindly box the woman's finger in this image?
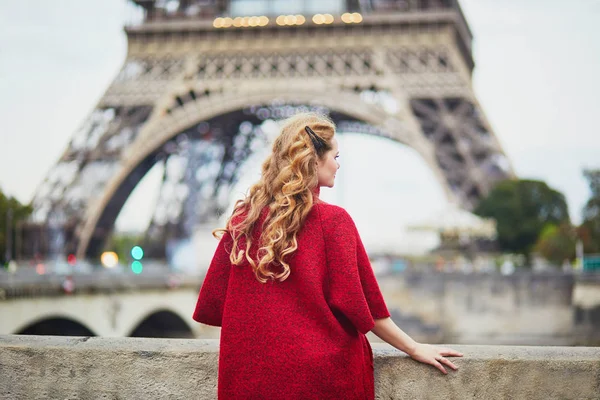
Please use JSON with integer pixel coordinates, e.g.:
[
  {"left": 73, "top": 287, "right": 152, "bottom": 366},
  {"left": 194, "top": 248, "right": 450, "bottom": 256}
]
[
  {"left": 433, "top": 358, "right": 448, "bottom": 374},
  {"left": 439, "top": 356, "right": 459, "bottom": 371},
  {"left": 439, "top": 348, "right": 463, "bottom": 357}
]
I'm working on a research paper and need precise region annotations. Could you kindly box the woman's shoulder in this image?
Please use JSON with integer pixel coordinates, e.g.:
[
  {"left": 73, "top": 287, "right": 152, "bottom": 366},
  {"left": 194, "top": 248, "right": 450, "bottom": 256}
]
[{"left": 312, "top": 202, "right": 355, "bottom": 227}]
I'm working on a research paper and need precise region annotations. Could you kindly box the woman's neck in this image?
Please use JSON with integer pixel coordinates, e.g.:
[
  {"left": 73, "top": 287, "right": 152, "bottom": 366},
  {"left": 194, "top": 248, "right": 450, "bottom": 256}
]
[{"left": 311, "top": 185, "right": 321, "bottom": 201}]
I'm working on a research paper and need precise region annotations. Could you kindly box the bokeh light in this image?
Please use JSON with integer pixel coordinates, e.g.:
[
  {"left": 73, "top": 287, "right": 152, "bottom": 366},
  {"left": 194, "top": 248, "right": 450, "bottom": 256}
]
[
  {"left": 100, "top": 251, "right": 119, "bottom": 268},
  {"left": 131, "top": 261, "right": 143, "bottom": 275},
  {"left": 215, "top": 16, "right": 267, "bottom": 28},
  {"left": 342, "top": 12, "right": 363, "bottom": 23},
  {"left": 36, "top": 263, "right": 45, "bottom": 275},
  {"left": 258, "top": 16, "right": 269, "bottom": 26},
  {"left": 213, "top": 17, "right": 224, "bottom": 28},
  {"left": 131, "top": 246, "right": 144, "bottom": 261},
  {"left": 67, "top": 254, "right": 77, "bottom": 266}
]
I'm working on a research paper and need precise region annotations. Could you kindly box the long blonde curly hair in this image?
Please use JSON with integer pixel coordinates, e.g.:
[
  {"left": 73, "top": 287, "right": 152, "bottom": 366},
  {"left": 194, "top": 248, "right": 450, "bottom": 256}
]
[{"left": 214, "top": 112, "right": 336, "bottom": 283}]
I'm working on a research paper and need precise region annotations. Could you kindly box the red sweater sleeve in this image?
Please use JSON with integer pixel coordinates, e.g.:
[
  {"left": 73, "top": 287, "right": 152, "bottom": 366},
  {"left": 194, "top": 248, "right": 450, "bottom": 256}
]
[
  {"left": 192, "top": 232, "right": 233, "bottom": 327},
  {"left": 320, "top": 206, "right": 390, "bottom": 334}
]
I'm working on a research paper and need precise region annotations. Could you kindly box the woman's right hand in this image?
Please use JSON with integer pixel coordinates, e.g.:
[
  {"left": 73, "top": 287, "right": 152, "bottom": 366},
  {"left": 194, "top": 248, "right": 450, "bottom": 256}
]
[
  {"left": 371, "top": 317, "right": 463, "bottom": 374},
  {"left": 407, "top": 343, "right": 463, "bottom": 374}
]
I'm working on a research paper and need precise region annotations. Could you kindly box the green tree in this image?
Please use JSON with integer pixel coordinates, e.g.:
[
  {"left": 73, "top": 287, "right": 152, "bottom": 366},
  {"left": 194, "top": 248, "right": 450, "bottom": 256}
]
[
  {"left": 580, "top": 169, "right": 600, "bottom": 253},
  {"left": 474, "top": 179, "right": 570, "bottom": 263},
  {"left": 0, "top": 187, "right": 33, "bottom": 265},
  {"left": 534, "top": 223, "right": 576, "bottom": 265}
]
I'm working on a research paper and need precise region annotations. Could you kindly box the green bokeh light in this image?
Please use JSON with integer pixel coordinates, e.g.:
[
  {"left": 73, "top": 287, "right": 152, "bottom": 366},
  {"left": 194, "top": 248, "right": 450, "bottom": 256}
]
[
  {"left": 131, "top": 246, "right": 144, "bottom": 260},
  {"left": 131, "top": 261, "right": 143, "bottom": 274}
]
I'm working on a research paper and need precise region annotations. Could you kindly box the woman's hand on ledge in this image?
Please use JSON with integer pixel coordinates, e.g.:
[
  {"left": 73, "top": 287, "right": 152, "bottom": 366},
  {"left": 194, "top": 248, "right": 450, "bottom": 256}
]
[
  {"left": 371, "top": 317, "right": 463, "bottom": 374},
  {"left": 407, "top": 343, "right": 463, "bottom": 375}
]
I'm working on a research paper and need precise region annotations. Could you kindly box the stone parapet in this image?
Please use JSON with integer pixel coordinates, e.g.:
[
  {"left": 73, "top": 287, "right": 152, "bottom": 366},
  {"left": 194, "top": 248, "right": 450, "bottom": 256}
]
[{"left": 1, "top": 335, "right": 599, "bottom": 399}]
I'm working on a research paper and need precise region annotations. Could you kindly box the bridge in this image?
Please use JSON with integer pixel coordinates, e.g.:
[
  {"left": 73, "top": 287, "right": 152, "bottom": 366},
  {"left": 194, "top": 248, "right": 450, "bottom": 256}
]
[
  {"left": 0, "top": 265, "right": 213, "bottom": 338},
  {"left": 2, "top": 267, "right": 599, "bottom": 346}
]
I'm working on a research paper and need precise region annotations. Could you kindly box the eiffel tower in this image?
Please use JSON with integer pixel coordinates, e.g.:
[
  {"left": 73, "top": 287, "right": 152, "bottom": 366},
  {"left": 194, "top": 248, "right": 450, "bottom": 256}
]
[{"left": 27, "top": 0, "right": 514, "bottom": 260}]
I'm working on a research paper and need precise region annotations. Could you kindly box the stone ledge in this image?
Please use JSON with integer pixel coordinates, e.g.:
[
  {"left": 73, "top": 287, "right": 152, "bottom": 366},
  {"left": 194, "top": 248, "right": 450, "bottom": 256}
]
[{"left": 1, "top": 335, "right": 599, "bottom": 399}]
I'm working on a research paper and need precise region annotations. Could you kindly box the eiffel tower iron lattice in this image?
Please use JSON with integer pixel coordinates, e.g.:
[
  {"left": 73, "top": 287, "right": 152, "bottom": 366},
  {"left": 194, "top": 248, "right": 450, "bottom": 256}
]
[{"left": 27, "top": 0, "right": 514, "bottom": 260}]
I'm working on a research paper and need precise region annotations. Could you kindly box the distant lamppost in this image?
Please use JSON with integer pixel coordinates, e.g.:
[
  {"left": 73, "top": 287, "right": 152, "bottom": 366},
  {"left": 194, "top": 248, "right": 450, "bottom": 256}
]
[{"left": 5, "top": 208, "right": 13, "bottom": 263}]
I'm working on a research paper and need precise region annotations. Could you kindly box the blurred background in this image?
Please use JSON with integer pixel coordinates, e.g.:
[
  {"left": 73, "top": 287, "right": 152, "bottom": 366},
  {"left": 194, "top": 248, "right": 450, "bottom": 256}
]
[{"left": 0, "top": 0, "right": 599, "bottom": 345}]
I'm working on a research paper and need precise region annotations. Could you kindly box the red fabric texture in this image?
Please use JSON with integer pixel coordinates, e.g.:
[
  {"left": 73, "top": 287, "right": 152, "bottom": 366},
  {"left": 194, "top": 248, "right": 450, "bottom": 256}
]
[{"left": 193, "top": 201, "right": 390, "bottom": 400}]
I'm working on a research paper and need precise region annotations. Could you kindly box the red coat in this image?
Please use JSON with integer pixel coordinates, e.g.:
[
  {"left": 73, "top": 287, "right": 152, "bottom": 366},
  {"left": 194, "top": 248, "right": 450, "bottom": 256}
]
[{"left": 193, "top": 201, "right": 390, "bottom": 400}]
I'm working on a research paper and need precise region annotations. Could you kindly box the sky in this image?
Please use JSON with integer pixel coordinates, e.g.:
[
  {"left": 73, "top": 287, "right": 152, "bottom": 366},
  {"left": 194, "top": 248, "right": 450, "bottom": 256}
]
[{"left": 0, "top": 0, "right": 599, "bottom": 255}]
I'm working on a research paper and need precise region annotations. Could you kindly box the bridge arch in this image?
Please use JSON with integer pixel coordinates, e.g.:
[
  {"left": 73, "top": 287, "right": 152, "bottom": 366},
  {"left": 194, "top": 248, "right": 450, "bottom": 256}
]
[
  {"left": 129, "top": 309, "right": 194, "bottom": 338},
  {"left": 16, "top": 316, "right": 95, "bottom": 336},
  {"left": 77, "top": 88, "right": 445, "bottom": 258}
]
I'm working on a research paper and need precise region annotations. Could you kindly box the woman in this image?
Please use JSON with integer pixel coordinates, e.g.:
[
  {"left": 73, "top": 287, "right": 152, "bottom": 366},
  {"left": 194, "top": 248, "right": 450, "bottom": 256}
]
[{"left": 193, "top": 112, "right": 462, "bottom": 399}]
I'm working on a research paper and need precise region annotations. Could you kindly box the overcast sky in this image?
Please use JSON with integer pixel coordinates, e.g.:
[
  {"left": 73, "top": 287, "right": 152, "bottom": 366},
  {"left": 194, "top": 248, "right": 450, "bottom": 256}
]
[{"left": 0, "top": 0, "right": 598, "bottom": 254}]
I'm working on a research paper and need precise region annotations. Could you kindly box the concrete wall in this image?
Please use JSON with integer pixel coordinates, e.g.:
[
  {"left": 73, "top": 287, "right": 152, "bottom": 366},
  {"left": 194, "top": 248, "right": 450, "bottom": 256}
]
[
  {"left": 1, "top": 335, "right": 599, "bottom": 400},
  {"left": 573, "top": 274, "right": 600, "bottom": 345},
  {"left": 378, "top": 272, "right": 581, "bottom": 345}
]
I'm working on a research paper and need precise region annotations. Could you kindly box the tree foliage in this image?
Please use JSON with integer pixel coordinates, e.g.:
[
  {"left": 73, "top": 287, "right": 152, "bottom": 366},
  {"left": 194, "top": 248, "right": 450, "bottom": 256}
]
[
  {"left": 0, "top": 187, "right": 32, "bottom": 264},
  {"left": 474, "top": 179, "right": 570, "bottom": 260},
  {"left": 534, "top": 223, "right": 576, "bottom": 264},
  {"left": 580, "top": 169, "right": 600, "bottom": 253}
]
